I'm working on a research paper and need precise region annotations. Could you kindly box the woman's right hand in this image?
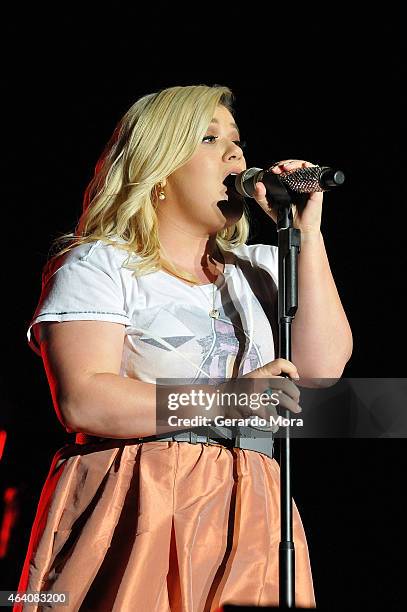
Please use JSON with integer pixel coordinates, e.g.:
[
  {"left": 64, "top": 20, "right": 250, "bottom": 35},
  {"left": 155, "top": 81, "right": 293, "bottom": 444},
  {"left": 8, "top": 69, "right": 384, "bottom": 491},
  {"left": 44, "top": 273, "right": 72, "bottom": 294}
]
[{"left": 222, "top": 358, "right": 301, "bottom": 422}]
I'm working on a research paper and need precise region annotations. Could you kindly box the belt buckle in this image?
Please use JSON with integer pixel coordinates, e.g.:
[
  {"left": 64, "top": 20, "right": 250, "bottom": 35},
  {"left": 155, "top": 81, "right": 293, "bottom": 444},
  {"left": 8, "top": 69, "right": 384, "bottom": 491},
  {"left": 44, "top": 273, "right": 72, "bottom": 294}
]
[{"left": 233, "top": 428, "right": 241, "bottom": 449}]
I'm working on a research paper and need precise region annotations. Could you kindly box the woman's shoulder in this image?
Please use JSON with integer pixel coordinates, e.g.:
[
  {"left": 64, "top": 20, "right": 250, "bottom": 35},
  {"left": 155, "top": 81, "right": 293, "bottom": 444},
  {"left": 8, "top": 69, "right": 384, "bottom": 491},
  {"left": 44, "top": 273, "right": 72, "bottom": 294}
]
[
  {"left": 42, "top": 238, "right": 137, "bottom": 286},
  {"left": 65, "top": 237, "right": 133, "bottom": 263}
]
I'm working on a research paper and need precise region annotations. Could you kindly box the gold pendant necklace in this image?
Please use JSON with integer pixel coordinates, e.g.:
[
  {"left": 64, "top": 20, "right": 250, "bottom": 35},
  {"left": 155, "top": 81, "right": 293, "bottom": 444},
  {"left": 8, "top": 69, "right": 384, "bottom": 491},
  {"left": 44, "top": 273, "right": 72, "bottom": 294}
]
[
  {"left": 159, "top": 250, "right": 222, "bottom": 318},
  {"left": 208, "top": 279, "right": 220, "bottom": 319}
]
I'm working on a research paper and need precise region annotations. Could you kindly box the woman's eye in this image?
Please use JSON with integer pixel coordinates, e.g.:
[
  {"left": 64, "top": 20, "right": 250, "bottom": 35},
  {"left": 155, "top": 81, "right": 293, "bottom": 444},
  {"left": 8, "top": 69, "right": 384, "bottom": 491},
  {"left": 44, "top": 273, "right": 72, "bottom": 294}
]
[
  {"left": 202, "top": 135, "right": 247, "bottom": 150},
  {"left": 202, "top": 135, "right": 218, "bottom": 143}
]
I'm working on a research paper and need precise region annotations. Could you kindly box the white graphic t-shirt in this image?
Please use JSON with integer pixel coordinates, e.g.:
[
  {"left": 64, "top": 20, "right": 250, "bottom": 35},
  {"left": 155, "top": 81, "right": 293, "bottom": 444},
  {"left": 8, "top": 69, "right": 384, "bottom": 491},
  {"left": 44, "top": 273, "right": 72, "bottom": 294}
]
[{"left": 28, "top": 240, "right": 279, "bottom": 386}]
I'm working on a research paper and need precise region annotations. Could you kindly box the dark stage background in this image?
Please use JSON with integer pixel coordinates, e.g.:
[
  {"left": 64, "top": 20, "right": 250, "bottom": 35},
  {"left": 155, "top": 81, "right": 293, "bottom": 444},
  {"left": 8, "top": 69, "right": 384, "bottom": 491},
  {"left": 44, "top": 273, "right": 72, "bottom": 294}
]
[{"left": 1, "top": 8, "right": 406, "bottom": 611}]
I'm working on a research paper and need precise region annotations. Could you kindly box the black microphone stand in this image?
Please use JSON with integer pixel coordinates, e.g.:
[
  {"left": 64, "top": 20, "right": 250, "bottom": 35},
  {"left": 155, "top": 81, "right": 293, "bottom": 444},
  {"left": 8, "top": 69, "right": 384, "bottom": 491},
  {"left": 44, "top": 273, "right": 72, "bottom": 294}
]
[
  {"left": 263, "top": 170, "right": 301, "bottom": 608},
  {"left": 277, "top": 203, "right": 301, "bottom": 608},
  {"left": 234, "top": 164, "right": 344, "bottom": 608}
]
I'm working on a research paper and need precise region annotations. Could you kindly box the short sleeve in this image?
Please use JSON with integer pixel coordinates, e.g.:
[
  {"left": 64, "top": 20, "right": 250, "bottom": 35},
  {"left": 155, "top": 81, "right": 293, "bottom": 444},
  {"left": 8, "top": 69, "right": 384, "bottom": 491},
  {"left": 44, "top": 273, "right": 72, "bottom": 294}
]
[
  {"left": 251, "top": 243, "right": 279, "bottom": 287},
  {"left": 234, "top": 243, "right": 279, "bottom": 287},
  {"left": 27, "top": 241, "right": 131, "bottom": 355}
]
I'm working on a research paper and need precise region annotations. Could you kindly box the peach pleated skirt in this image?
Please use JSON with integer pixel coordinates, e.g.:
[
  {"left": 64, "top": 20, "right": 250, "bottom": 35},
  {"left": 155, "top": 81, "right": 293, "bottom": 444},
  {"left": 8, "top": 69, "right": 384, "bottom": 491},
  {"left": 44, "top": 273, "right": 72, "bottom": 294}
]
[{"left": 16, "top": 439, "right": 316, "bottom": 611}]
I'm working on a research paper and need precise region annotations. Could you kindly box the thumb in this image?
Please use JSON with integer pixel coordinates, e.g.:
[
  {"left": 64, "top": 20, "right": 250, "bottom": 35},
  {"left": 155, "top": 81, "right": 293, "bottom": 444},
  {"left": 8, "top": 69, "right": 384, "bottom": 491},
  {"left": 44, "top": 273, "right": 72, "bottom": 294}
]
[
  {"left": 266, "top": 359, "right": 300, "bottom": 380},
  {"left": 253, "top": 181, "right": 268, "bottom": 206},
  {"left": 253, "top": 182, "right": 277, "bottom": 222}
]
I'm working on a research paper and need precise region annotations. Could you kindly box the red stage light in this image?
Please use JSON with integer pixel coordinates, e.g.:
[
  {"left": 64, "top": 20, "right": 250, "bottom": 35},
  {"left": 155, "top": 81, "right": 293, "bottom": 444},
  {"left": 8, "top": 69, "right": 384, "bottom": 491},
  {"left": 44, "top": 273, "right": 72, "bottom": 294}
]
[{"left": 0, "top": 429, "right": 6, "bottom": 460}]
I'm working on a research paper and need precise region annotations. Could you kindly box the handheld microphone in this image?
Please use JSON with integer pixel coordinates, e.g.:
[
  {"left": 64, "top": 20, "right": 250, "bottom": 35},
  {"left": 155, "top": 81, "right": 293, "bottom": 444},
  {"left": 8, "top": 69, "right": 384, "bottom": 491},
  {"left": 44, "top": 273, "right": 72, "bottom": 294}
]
[{"left": 234, "top": 165, "right": 345, "bottom": 203}]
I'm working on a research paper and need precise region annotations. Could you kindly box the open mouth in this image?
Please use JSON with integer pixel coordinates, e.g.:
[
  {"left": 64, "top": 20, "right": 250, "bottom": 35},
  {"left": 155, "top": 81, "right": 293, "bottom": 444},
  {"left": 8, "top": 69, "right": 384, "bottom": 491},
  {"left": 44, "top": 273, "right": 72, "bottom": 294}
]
[{"left": 222, "top": 173, "right": 239, "bottom": 197}]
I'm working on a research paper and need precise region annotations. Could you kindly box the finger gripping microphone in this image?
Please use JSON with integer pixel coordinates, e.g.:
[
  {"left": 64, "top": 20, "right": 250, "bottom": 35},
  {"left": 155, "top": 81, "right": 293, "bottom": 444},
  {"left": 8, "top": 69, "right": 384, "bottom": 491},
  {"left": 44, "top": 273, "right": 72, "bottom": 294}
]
[{"left": 234, "top": 165, "right": 345, "bottom": 202}]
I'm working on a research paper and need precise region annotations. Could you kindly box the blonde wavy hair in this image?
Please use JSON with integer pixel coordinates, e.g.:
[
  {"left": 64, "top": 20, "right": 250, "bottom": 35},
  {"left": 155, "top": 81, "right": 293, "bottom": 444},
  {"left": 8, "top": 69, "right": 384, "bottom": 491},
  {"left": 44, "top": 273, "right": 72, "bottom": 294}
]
[{"left": 49, "top": 84, "right": 250, "bottom": 279}]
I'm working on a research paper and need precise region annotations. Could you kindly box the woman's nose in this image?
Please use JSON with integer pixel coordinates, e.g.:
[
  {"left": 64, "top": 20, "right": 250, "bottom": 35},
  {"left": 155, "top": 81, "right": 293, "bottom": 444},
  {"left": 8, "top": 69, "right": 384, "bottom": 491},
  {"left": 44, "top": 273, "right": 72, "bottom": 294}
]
[{"left": 225, "top": 142, "right": 243, "bottom": 160}]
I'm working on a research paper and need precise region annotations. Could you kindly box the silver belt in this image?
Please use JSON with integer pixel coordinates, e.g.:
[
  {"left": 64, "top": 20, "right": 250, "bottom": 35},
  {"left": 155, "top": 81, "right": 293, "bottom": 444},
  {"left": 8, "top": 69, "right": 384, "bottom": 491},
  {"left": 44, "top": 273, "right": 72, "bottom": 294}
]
[
  {"left": 154, "top": 429, "right": 274, "bottom": 459},
  {"left": 76, "top": 427, "right": 274, "bottom": 460}
]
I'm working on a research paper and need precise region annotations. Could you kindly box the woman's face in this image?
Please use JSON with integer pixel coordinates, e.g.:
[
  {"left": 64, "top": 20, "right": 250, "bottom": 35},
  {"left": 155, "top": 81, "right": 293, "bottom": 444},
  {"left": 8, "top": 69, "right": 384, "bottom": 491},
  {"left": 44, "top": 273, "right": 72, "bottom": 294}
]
[{"left": 162, "top": 105, "right": 247, "bottom": 234}]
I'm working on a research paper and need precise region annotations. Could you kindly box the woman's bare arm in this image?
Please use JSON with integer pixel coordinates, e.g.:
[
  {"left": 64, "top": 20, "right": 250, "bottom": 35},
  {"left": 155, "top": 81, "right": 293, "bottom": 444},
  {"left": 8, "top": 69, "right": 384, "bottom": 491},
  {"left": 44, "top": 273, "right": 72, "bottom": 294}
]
[
  {"left": 37, "top": 320, "right": 304, "bottom": 439},
  {"left": 37, "top": 320, "right": 216, "bottom": 438}
]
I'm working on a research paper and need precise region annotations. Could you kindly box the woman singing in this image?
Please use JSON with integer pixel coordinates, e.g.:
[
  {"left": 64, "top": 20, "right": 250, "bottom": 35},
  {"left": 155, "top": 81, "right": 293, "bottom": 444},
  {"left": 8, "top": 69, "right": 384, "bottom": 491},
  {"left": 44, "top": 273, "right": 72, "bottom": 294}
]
[{"left": 16, "top": 84, "right": 352, "bottom": 610}]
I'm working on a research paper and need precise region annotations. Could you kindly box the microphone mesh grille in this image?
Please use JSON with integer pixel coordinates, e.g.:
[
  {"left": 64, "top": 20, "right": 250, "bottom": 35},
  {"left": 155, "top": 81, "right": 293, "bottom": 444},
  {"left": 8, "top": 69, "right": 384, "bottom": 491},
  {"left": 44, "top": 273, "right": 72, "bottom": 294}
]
[{"left": 279, "top": 166, "right": 327, "bottom": 193}]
